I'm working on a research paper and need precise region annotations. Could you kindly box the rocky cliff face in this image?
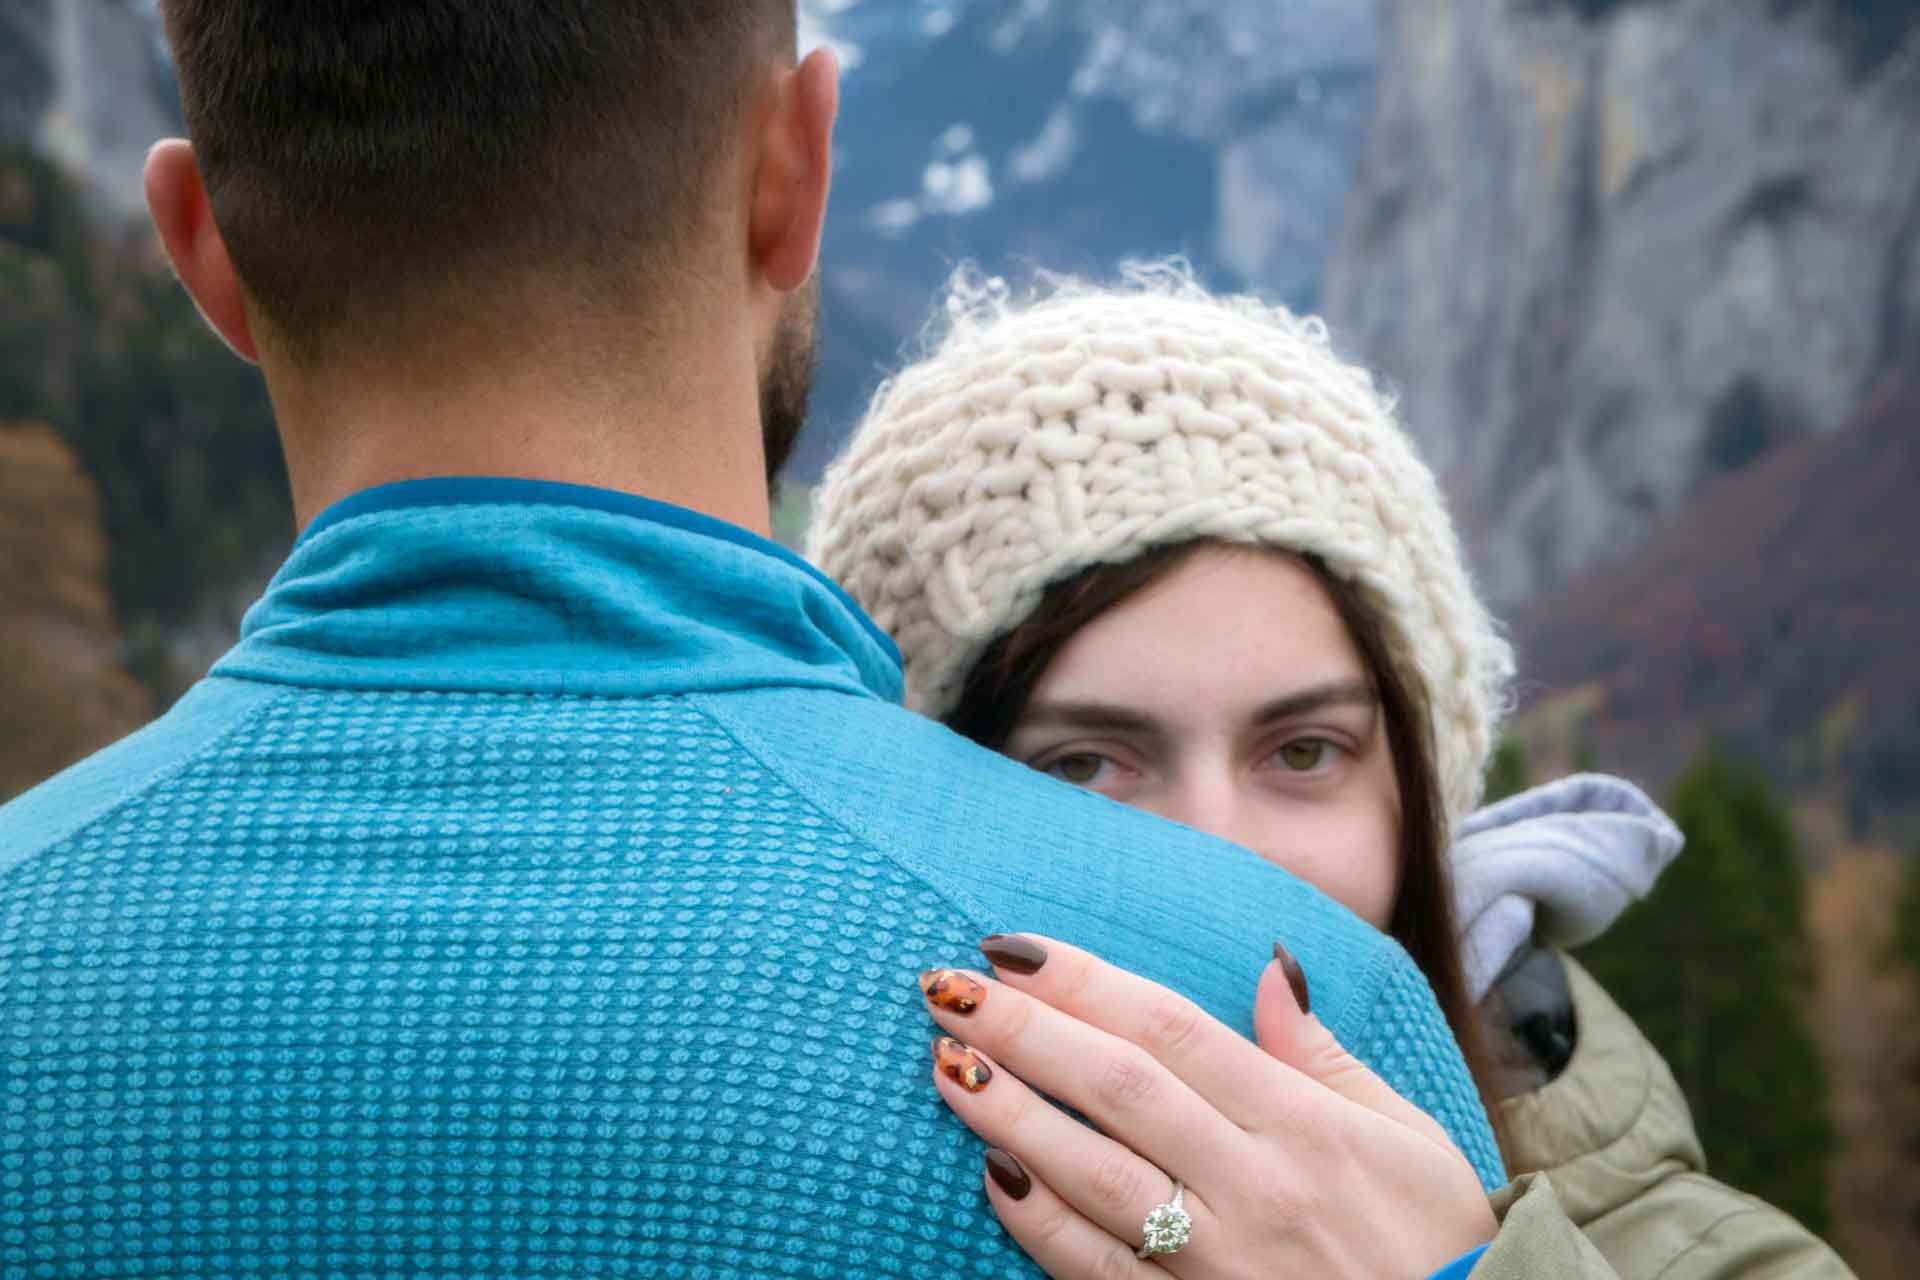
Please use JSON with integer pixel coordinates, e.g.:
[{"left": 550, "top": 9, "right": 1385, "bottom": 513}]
[
  {"left": 1323, "top": 0, "right": 1920, "bottom": 606},
  {"left": 0, "top": 0, "right": 177, "bottom": 222},
  {"left": 0, "top": 421, "right": 150, "bottom": 801},
  {"left": 802, "top": 0, "right": 1380, "bottom": 474},
  {"left": 1509, "top": 356, "right": 1920, "bottom": 833}
]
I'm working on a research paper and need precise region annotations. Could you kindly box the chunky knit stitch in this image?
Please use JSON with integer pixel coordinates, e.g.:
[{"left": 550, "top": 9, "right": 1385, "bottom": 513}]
[
  {"left": 0, "top": 480, "right": 1502, "bottom": 1278},
  {"left": 807, "top": 268, "right": 1515, "bottom": 826}
]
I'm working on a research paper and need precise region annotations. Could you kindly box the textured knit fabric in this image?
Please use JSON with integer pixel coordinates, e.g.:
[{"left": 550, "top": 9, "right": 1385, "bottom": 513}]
[
  {"left": 1452, "top": 775, "right": 1685, "bottom": 1002},
  {"left": 805, "top": 268, "right": 1515, "bottom": 826},
  {"left": 0, "top": 479, "right": 1502, "bottom": 1279},
  {"left": 1475, "top": 956, "right": 1853, "bottom": 1279}
]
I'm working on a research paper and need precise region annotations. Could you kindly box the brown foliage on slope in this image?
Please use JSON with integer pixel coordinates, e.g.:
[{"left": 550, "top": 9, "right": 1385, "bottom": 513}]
[
  {"left": 1510, "top": 365, "right": 1920, "bottom": 833},
  {"left": 0, "top": 421, "right": 150, "bottom": 801}
]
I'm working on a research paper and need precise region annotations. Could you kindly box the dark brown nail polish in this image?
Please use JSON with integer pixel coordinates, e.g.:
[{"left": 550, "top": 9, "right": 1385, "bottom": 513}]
[
  {"left": 984, "top": 1148, "right": 1032, "bottom": 1201},
  {"left": 980, "top": 934, "right": 1048, "bottom": 976},
  {"left": 920, "top": 968, "right": 987, "bottom": 1014},
  {"left": 1273, "top": 940, "right": 1312, "bottom": 1015},
  {"left": 933, "top": 1037, "right": 994, "bottom": 1092}
]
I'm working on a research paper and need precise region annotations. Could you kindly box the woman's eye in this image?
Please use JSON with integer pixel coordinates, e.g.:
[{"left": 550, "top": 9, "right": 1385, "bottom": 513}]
[
  {"left": 1275, "top": 739, "right": 1334, "bottom": 772},
  {"left": 1046, "top": 753, "right": 1110, "bottom": 786}
]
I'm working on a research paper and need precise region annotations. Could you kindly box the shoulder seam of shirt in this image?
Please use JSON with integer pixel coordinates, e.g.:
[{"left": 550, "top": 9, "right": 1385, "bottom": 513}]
[
  {"left": 1357, "top": 956, "right": 1509, "bottom": 1193},
  {"left": 0, "top": 681, "right": 291, "bottom": 888},
  {"left": 208, "top": 646, "right": 879, "bottom": 702},
  {"left": 683, "top": 691, "right": 1003, "bottom": 937},
  {"left": 1353, "top": 943, "right": 1430, "bottom": 1051}
]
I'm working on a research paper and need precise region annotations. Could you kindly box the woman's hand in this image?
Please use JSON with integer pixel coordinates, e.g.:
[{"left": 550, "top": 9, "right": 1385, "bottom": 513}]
[{"left": 918, "top": 934, "right": 1496, "bottom": 1278}]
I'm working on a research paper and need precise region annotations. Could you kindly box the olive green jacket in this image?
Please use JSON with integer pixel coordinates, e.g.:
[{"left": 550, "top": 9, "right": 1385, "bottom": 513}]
[{"left": 1474, "top": 956, "right": 1853, "bottom": 1278}]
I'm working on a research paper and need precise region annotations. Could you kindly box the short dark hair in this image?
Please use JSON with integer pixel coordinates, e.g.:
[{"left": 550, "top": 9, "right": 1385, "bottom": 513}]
[
  {"left": 946, "top": 540, "right": 1509, "bottom": 1134},
  {"left": 161, "top": 2, "right": 796, "bottom": 359}
]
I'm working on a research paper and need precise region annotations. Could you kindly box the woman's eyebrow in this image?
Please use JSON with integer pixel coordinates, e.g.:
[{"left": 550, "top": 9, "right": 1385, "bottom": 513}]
[
  {"left": 1014, "top": 701, "right": 1164, "bottom": 736},
  {"left": 1016, "top": 680, "right": 1375, "bottom": 738},
  {"left": 1248, "top": 678, "right": 1377, "bottom": 725}
]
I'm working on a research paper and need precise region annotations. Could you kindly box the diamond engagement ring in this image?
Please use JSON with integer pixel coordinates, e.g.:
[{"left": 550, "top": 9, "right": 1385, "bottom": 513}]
[{"left": 1136, "top": 1179, "right": 1193, "bottom": 1259}]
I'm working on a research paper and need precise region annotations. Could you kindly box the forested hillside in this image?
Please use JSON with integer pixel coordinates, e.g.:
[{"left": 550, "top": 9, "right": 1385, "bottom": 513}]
[{"left": 0, "top": 144, "right": 290, "bottom": 711}]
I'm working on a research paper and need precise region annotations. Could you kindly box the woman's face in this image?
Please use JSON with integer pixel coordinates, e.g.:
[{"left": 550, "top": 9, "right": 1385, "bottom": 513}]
[{"left": 1003, "top": 546, "right": 1403, "bottom": 928}]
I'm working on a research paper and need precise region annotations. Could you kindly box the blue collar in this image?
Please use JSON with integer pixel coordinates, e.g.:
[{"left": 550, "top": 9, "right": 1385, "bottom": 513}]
[{"left": 213, "top": 478, "right": 904, "bottom": 703}]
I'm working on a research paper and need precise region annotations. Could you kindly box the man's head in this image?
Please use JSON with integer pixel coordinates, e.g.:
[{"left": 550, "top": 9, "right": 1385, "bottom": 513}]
[{"left": 147, "top": 1, "right": 830, "bottom": 501}]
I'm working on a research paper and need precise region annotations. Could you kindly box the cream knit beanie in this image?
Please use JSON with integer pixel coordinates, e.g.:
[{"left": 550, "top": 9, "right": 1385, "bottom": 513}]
[{"left": 806, "top": 265, "right": 1515, "bottom": 827}]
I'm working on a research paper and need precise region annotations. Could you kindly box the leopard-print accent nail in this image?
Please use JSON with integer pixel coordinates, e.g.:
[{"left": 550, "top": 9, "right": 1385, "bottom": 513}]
[
  {"left": 933, "top": 1037, "right": 993, "bottom": 1092},
  {"left": 919, "top": 968, "right": 986, "bottom": 1015}
]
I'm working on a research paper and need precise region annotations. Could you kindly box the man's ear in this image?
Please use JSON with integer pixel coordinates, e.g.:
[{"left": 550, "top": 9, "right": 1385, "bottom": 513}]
[
  {"left": 747, "top": 46, "right": 839, "bottom": 293},
  {"left": 144, "top": 139, "right": 260, "bottom": 364}
]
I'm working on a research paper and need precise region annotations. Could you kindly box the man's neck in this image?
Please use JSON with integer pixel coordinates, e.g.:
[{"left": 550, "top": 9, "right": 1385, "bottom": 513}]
[{"left": 265, "top": 326, "right": 776, "bottom": 538}]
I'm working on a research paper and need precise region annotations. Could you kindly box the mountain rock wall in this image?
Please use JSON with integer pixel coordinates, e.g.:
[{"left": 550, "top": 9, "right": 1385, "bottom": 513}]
[
  {"left": 1324, "top": 0, "right": 1920, "bottom": 606},
  {"left": 1510, "top": 357, "right": 1920, "bottom": 827},
  {"left": 799, "top": 0, "right": 1381, "bottom": 475},
  {"left": 1, "top": 0, "right": 177, "bottom": 222}
]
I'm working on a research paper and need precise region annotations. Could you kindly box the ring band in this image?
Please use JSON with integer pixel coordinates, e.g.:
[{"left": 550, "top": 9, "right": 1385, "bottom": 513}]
[{"left": 1136, "top": 1178, "right": 1193, "bottom": 1259}]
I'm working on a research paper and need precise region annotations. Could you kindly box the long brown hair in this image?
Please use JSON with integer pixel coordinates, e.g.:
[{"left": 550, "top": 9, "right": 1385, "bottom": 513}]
[{"left": 945, "top": 539, "right": 1506, "bottom": 1122}]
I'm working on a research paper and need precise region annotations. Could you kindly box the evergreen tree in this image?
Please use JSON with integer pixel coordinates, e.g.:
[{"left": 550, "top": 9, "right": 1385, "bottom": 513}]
[
  {"left": 1896, "top": 851, "right": 1920, "bottom": 981},
  {"left": 1899, "top": 850, "right": 1920, "bottom": 1235},
  {"left": 1578, "top": 745, "right": 1834, "bottom": 1237}
]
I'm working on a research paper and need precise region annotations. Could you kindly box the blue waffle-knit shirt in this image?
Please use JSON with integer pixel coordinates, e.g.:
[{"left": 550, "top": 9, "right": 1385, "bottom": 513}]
[{"left": 0, "top": 479, "right": 1502, "bottom": 1277}]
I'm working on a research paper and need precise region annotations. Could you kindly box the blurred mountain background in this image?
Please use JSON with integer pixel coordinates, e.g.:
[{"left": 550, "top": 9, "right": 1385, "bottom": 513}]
[{"left": 2, "top": 0, "right": 1917, "bottom": 1267}]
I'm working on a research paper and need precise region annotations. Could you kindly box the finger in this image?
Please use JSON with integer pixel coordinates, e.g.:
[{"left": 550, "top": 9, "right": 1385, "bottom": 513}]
[
  {"left": 979, "top": 1148, "right": 1163, "bottom": 1280},
  {"left": 920, "top": 966, "right": 1252, "bottom": 1179},
  {"left": 930, "top": 1037, "right": 1218, "bottom": 1259},
  {"left": 973, "top": 934, "right": 1284, "bottom": 1130},
  {"left": 1253, "top": 950, "right": 1454, "bottom": 1150}
]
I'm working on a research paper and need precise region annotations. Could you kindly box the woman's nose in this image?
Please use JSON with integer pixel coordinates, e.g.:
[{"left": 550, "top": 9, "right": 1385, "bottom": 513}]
[{"left": 1158, "top": 772, "right": 1253, "bottom": 850}]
